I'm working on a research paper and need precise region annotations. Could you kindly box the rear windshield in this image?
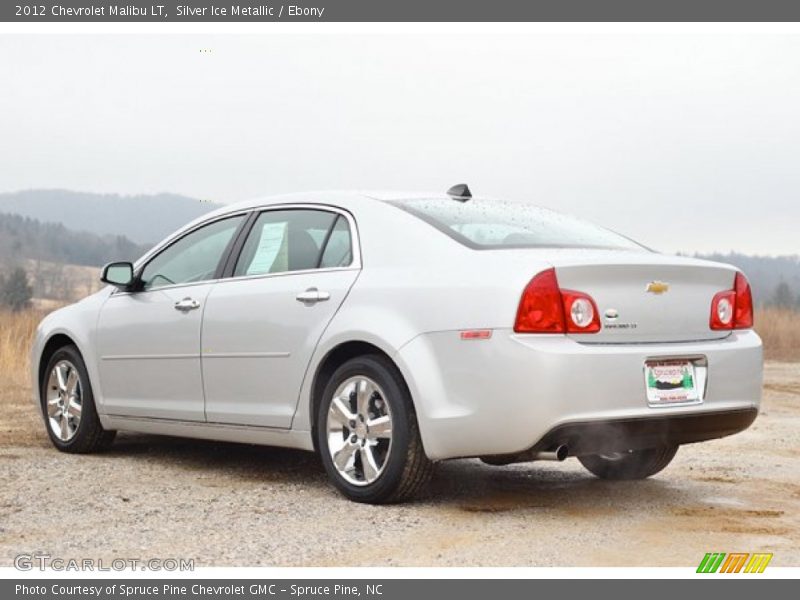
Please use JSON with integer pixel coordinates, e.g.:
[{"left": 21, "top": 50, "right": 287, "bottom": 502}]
[{"left": 390, "top": 198, "right": 645, "bottom": 251}]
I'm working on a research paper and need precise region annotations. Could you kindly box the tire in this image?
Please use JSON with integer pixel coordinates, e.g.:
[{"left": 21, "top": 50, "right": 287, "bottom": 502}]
[
  {"left": 316, "top": 354, "right": 433, "bottom": 503},
  {"left": 40, "top": 344, "right": 116, "bottom": 453},
  {"left": 579, "top": 446, "right": 678, "bottom": 480}
]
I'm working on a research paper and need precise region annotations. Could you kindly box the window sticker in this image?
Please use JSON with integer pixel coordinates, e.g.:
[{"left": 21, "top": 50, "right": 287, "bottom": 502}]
[{"left": 247, "top": 221, "right": 288, "bottom": 275}]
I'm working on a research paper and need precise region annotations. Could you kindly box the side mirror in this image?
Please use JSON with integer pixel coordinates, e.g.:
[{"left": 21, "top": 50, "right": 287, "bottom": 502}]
[{"left": 101, "top": 262, "right": 135, "bottom": 290}]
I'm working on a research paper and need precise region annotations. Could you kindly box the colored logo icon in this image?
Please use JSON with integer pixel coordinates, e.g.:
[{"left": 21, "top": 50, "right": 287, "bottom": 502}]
[{"left": 697, "top": 552, "right": 773, "bottom": 573}]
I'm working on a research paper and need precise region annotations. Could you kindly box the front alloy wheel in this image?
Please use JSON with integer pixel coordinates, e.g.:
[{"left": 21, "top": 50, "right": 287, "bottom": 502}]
[
  {"left": 317, "top": 355, "right": 433, "bottom": 503},
  {"left": 45, "top": 360, "right": 83, "bottom": 442},
  {"left": 40, "top": 345, "right": 116, "bottom": 453}
]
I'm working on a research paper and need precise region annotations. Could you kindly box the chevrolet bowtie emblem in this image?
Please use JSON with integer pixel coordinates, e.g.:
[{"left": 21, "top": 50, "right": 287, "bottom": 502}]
[{"left": 646, "top": 281, "right": 670, "bottom": 294}]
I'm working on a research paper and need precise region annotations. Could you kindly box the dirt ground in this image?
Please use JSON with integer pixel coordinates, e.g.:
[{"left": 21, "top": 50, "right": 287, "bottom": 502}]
[{"left": 1, "top": 362, "right": 798, "bottom": 567}]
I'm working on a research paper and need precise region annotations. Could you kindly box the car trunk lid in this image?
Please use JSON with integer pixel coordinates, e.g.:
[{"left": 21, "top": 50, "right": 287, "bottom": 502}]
[{"left": 546, "top": 251, "right": 737, "bottom": 343}]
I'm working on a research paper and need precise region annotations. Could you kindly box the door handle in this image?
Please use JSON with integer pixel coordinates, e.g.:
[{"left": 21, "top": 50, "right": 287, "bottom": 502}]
[
  {"left": 296, "top": 288, "right": 331, "bottom": 304},
  {"left": 174, "top": 297, "right": 201, "bottom": 312}
]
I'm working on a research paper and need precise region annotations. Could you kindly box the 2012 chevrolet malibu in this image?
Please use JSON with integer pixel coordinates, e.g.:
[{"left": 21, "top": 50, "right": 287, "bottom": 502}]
[{"left": 32, "top": 186, "right": 762, "bottom": 503}]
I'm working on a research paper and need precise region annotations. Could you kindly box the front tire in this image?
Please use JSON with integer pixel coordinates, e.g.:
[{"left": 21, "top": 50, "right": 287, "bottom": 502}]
[
  {"left": 316, "top": 354, "right": 433, "bottom": 503},
  {"left": 579, "top": 446, "right": 678, "bottom": 480},
  {"left": 40, "top": 345, "right": 116, "bottom": 453}
]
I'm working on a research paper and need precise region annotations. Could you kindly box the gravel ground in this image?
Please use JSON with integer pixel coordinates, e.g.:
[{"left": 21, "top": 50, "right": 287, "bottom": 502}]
[{"left": 1, "top": 362, "right": 798, "bottom": 567}]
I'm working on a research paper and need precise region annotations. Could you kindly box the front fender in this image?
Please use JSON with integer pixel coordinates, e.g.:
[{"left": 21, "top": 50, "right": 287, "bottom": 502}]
[{"left": 30, "top": 290, "right": 111, "bottom": 414}]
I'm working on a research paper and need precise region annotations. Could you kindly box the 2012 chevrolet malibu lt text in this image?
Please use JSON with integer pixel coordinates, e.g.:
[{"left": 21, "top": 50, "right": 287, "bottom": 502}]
[{"left": 31, "top": 185, "right": 763, "bottom": 503}]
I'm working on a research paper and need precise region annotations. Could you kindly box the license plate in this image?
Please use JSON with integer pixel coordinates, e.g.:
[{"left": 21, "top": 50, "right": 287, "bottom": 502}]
[{"left": 645, "top": 360, "right": 701, "bottom": 406}]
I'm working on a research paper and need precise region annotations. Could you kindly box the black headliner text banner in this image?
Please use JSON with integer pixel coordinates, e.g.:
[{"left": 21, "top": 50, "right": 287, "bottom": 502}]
[{"left": 6, "top": 1, "right": 800, "bottom": 23}]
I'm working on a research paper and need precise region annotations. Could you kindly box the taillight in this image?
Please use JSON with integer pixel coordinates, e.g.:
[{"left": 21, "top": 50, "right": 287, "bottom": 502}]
[
  {"left": 514, "top": 268, "right": 601, "bottom": 334},
  {"left": 561, "top": 291, "right": 601, "bottom": 333},
  {"left": 733, "top": 272, "right": 754, "bottom": 329},
  {"left": 710, "top": 272, "right": 754, "bottom": 330},
  {"left": 514, "top": 269, "right": 565, "bottom": 333},
  {"left": 710, "top": 290, "right": 735, "bottom": 329}
]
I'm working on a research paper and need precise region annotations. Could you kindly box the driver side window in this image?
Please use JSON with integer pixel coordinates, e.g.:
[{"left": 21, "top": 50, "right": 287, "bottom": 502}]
[{"left": 140, "top": 216, "right": 244, "bottom": 291}]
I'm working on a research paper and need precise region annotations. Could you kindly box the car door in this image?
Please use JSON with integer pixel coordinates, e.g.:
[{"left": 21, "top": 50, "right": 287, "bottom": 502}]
[
  {"left": 201, "top": 207, "right": 360, "bottom": 428},
  {"left": 96, "top": 214, "right": 247, "bottom": 421}
]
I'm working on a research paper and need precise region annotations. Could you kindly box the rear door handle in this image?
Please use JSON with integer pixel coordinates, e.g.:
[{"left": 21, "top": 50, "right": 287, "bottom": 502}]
[
  {"left": 174, "top": 297, "right": 201, "bottom": 312},
  {"left": 296, "top": 288, "right": 331, "bottom": 304}
]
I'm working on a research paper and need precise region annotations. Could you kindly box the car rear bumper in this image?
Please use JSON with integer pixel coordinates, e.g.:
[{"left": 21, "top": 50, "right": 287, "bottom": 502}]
[
  {"left": 395, "top": 329, "right": 762, "bottom": 460},
  {"left": 528, "top": 407, "right": 758, "bottom": 456}
]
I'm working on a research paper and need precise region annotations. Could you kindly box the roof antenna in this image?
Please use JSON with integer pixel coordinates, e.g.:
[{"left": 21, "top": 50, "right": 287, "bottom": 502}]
[{"left": 447, "top": 183, "right": 472, "bottom": 202}]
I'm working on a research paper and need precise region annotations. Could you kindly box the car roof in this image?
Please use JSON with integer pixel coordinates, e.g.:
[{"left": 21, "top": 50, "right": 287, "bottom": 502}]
[
  {"left": 219, "top": 190, "right": 453, "bottom": 212},
  {"left": 172, "top": 189, "right": 500, "bottom": 246}
]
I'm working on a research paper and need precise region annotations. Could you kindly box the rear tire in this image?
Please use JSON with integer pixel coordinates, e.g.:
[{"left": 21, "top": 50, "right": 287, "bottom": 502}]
[
  {"left": 578, "top": 446, "right": 678, "bottom": 480},
  {"left": 40, "top": 345, "right": 116, "bottom": 453},
  {"left": 316, "top": 354, "right": 433, "bottom": 503}
]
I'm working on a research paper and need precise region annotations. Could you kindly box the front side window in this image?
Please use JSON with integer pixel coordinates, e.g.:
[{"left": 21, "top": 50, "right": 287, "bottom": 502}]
[
  {"left": 390, "top": 198, "right": 645, "bottom": 251},
  {"left": 234, "top": 209, "right": 352, "bottom": 277},
  {"left": 140, "top": 216, "right": 244, "bottom": 290}
]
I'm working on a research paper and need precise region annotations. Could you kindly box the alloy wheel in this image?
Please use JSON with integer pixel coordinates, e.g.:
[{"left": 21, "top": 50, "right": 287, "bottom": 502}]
[
  {"left": 46, "top": 360, "right": 83, "bottom": 442},
  {"left": 326, "top": 376, "right": 393, "bottom": 486}
]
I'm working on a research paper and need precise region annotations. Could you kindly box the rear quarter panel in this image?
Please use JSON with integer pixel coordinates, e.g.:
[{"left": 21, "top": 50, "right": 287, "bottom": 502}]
[{"left": 290, "top": 200, "right": 555, "bottom": 432}]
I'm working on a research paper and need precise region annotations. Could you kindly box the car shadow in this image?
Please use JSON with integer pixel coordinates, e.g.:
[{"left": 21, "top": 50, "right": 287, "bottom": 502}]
[
  {"left": 427, "top": 459, "right": 685, "bottom": 515},
  {"left": 104, "top": 432, "right": 689, "bottom": 514},
  {"left": 106, "top": 431, "right": 327, "bottom": 484}
]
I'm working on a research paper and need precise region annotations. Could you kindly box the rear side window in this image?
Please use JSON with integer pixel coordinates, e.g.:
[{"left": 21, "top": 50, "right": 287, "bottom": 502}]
[
  {"left": 234, "top": 209, "right": 352, "bottom": 277},
  {"left": 390, "top": 198, "right": 644, "bottom": 250},
  {"left": 320, "top": 216, "right": 353, "bottom": 268}
]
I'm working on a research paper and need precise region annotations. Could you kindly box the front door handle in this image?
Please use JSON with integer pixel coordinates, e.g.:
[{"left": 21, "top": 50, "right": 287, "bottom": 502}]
[
  {"left": 296, "top": 288, "right": 331, "bottom": 304},
  {"left": 174, "top": 297, "right": 201, "bottom": 312}
]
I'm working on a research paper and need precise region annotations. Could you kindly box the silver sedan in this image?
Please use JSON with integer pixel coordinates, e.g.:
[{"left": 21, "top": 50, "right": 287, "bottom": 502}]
[{"left": 32, "top": 186, "right": 762, "bottom": 503}]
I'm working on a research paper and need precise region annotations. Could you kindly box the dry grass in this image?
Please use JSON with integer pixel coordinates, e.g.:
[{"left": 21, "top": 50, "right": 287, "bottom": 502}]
[
  {"left": 0, "top": 309, "right": 45, "bottom": 387},
  {"left": 0, "top": 307, "right": 797, "bottom": 390},
  {"left": 756, "top": 307, "right": 800, "bottom": 362}
]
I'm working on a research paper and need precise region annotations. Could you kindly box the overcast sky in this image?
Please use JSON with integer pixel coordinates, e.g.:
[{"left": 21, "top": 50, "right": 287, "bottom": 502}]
[{"left": 1, "top": 34, "right": 798, "bottom": 255}]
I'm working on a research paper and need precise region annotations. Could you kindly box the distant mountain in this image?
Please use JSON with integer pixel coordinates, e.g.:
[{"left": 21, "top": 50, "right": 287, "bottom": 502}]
[
  {"left": 693, "top": 252, "right": 800, "bottom": 308},
  {"left": 0, "top": 212, "right": 149, "bottom": 267},
  {"left": 0, "top": 189, "right": 221, "bottom": 245},
  {"left": 0, "top": 190, "right": 796, "bottom": 308}
]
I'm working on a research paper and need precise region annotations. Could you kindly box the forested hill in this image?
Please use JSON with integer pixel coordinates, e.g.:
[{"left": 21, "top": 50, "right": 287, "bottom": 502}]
[
  {"left": 0, "top": 191, "right": 797, "bottom": 308},
  {"left": 0, "top": 212, "right": 149, "bottom": 267},
  {"left": 694, "top": 252, "right": 800, "bottom": 308},
  {"left": 0, "top": 189, "right": 220, "bottom": 245}
]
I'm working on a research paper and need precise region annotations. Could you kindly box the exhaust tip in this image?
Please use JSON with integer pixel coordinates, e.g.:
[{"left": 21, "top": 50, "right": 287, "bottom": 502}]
[
  {"left": 531, "top": 444, "right": 569, "bottom": 462},
  {"left": 554, "top": 444, "right": 569, "bottom": 461}
]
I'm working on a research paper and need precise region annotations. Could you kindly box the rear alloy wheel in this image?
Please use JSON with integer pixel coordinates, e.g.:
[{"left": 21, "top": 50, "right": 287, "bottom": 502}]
[
  {"left": 579, "top": 446, "right": 678, "bottom": 480},
  {"left": 326, "top": 375, "right": 393, "bottom": 486},
  {"left": 317, "top": 355, "right": 433, "bottom": 503},
  {"left": 41, "top": 345, "right": 116, "bottom": 453}
]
